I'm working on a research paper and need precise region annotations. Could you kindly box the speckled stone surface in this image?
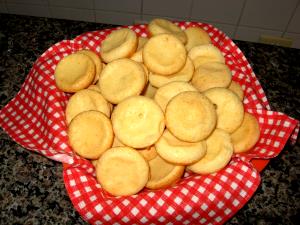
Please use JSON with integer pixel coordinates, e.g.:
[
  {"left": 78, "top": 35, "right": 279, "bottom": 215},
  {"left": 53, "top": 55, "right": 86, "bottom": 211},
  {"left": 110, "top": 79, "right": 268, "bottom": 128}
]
[{"left": 0, "top": 14, "right": 299, "bottom": 225}]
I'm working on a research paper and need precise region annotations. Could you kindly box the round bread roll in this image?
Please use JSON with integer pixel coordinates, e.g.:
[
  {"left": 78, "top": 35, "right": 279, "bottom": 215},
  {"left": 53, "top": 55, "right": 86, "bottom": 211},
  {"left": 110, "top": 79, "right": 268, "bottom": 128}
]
[
  {"left": 137, "top": 36, "right": 149, "bottom": 50},
  {"left": 148, "top": 18, "right": 187, "bottom": 44},
  {"left": 96, "top": 147, "right": 149, "bottom": 196},
  {"left": 130, "top": 49, "right": 143, "bottom": 63},
  {"left": 112, "top": 136, "right": 125, "bottom": 148},
  {"left": 100, "top": 28, "right": 138, "bottom": 63},
  {"left": 228, "top": 80, "right": 244, "bottom": 100},
  {"left": 54, "top": 53, "right": 95, "bottom": 92},
  {"left": 68, "top": 111, "right": 114, "bottom": 159},
  {"left": 187, "top": 129, "right": 233, "bottom": 174},
  {"left": 141, "top": 63, "right": 149, "bottom": 84},
  {"left": 112, "top": 134, "right": 158, "bottom": 161},
  {"left": 102, "top": 62, "right": 106, "bottom": 70},
  {"left": 87, "top": 85, "right": 114, "bottom": 113},
  {"left": 184, "top": 27, "right": 212, "bottom": 51},
  {"left": 146, "top": 154, "right": 185, "bottom": 190},
  {"left": 154, "top": 81, "right": 197, "bottom": 112},
  {"left": 77, "top": 49, "right": 102, "bottom": 84},
  {"left": 87, "top": 84, "right": 101, "bottom": 92},
  {"left": 111, "top": 113, "right": 158, "bottom": 162},
  {"left": 91, "top": 159, "right": 98, "bottom": 167},
  {"left": 165, "top": 91, "right": 217, "bottom": 142},
  {"left": 130, "top": 37, "right": 148, "bottom": 63},
  {"left": 98, "top": 58, "right": 146, "bottom": 104},
  {"left": 143, "top": 34, "right": 187, "bottom": 75},
  {"left": 112, "top": 96, "right": 165, "bottom": 148},
  {"left": 191, "top": 62, "right": 232, "bottom": 92},
  {"left": 192, "top": 56, "right": 221, "bottom": 69},
  {"left": 149, "top": 56, "right": 194, "bottom": 88},
  {"left": 188, "top": 44, "right": 225, "bottom": 68},
  {"left": 142, "top": 82, "right": 157, "bottom": 98},
  {"left": 231, "top": 112, "right": 260, "bottom": 153},
  {"left": 65, "top": 89, "right": 111, "bottom": 125},
  {"left": 139, "top": 145, "right": 158, "bottom": 161},
  {"left": 155, "top": 129, "right": 207, "bottom": 165},
  {"left": 204, "top": 87, "right": 244, "bottom": 133}
]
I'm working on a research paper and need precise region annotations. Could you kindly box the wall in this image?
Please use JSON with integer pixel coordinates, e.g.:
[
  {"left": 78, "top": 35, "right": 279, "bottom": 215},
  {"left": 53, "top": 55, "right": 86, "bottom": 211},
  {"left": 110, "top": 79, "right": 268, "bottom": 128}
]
[{"left": 0, "top": 0, "right": 300, "bottom": 49}]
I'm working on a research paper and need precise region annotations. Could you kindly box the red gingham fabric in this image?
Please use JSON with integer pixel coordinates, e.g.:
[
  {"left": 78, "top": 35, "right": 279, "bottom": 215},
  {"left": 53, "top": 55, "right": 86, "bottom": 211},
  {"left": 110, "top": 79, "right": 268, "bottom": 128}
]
[{"left": 0, "top": 22, "right": 299, "bottom": 225}]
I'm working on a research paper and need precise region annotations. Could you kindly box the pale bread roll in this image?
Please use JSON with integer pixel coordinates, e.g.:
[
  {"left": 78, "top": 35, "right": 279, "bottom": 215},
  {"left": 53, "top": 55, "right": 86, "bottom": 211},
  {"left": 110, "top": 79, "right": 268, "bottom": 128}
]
[
  {"left": 87, "top": 84, "right": 114, "bottom": 113},
  {"left": 68, "top": 111, "right": 114, "bottom": 159},
  {"left": 149, "top": 57, "right": 194, "bottom": 88},
  {"left": 137, "top": 36, "right": 149, "bottom": 50},
  {"left": 87, "top": 84, "right": 101, "bottom": 92},
  {"left": 138, "top": 145, "right": 158, "bottom": 161},
  {"left": 65, "top": 89, "right": 111, "bottom": 125},
  {"left": 165, "top": 91, "right": 217, "bottom": 142},
  {"left": 191, "top": 62, "right": 232, "bottom": 92},
  {"left": 54, "top": 53, "right": 95, "bottom": 92},
  {"left": 142, "top": 82, "right": 157, "bottom": 98},
  {"left": 231, "top": 112, "right": 260, "bottom": 153},
  {"left": 98, "top": 58, "right": 146, "bottom": 104},
  {"left": 204, "top": 87, "right": 244, "bottom": 133},
  {"left": 100, "top": 28, "right": 138, "bottom": 63},
  {"left": 188, "top": 44, "right": 225, "bottom": 68},
  {"left": 187, "top": 129, "right": 233, "bottom": 174},
  {"left": 141, "top": 63, "right": 149, "bottom": 84},
  {"left": 91, "top": 159, "right": 98, "bottom": 167},
  {"left": 112, "top": 96, "right": 165, "bottom": 148},
  {"left": 77, "top": 49, "right": 102, "bottom": 84},
  {"left": 87, "top": 85, "right": 114, "bottom": 112},
  {"left": 192, "top": 56, "right": 222, "bottom": 69},
  {"left": 96, "top": 147, "right": 149, "bottom": 196},
  {"left": 102, "top": 62, "right": 106, "bottom": 70},
  {"left": 184, "top": 27, "right": 212, "bottom": 51},
  {"left": 130, "top": 49, "right": 143, "bottom": 63},
  {"left": 154, "top": 81, "right": 197, "bottom": 112},
  {"left": 130, "top": 37, "right": 148, "bottom": 63},
  {"left": 112, "top": 136, "right": 125, "bottom": 147},
  {"left": 155, "top": 129, "right": 207, "bottom": 165},
  {"left": 228, "top": 80, "right": 244, "bottom": 100},
  {"left": 143, "top": 34, "right": 187, "bottom": 75},
  {"left": 112, "top": 135, "right": 158, "bottom": 161},
  {"left": 146, "top": 154, "right": 185, "bottom": 190},
  {"left": 148, "top": 18, "right": 187, "bottom": 44}
]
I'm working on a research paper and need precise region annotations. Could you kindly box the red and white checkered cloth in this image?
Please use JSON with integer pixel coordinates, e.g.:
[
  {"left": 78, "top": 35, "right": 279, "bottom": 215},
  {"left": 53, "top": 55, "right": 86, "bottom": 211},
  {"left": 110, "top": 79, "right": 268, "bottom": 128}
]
[{"left": 0, "top": 22, "right": 299, "bottom": 225}]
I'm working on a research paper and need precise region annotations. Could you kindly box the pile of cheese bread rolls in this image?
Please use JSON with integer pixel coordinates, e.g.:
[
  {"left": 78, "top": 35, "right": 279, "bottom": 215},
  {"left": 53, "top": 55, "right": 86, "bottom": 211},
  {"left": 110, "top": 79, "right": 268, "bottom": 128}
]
[{"left": 54, "top": 18, "right": 260, "bottom": 196}]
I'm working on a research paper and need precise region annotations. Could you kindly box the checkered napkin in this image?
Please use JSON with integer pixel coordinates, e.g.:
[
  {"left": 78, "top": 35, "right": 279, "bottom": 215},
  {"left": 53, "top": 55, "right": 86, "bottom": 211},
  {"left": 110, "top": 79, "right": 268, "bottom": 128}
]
[{"left": 0, "top": 22, "right": 299, "bottom": 225}]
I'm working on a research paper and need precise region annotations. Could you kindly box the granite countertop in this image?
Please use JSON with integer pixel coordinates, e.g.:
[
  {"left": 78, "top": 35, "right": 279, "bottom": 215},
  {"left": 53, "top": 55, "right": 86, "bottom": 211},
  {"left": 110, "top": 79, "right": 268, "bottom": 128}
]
[{"left": 0, "top": 14, "right": 299, "bottom": 225}]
